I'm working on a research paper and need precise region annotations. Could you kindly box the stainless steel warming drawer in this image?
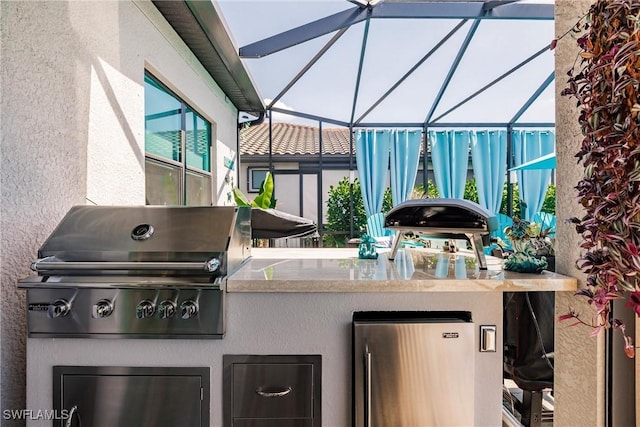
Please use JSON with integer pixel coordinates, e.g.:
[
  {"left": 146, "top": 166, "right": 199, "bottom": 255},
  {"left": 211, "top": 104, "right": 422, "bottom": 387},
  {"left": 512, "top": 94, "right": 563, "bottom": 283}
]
[{"left": 224, "top": 355, "right": 322, "bottom": 427}]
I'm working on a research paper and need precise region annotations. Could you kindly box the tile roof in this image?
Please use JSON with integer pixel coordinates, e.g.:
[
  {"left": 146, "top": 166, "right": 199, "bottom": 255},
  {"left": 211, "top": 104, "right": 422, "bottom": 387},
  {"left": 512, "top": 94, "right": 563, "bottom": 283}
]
[{"left": 240, "top": 122, "right": 352, "bottom": 156}]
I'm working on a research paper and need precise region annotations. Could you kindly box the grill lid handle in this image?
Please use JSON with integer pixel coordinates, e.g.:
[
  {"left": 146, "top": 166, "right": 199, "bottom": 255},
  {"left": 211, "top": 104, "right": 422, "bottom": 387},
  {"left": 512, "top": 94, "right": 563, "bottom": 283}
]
[{"left": 30, "top": 256, "right": 221, "bottom": 273}]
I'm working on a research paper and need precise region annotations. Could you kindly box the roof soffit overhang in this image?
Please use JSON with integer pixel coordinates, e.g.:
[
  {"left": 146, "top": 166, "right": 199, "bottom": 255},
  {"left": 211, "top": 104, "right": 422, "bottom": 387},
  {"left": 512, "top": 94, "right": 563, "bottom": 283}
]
[{"left": 152, "top": 0, "right": 265, "bottom": 114}]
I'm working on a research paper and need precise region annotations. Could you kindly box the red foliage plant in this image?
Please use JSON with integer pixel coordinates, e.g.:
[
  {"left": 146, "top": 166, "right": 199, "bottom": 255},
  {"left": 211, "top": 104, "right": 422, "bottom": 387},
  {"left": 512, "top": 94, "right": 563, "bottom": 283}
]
[{"left": 560, "top": 0, "right": 640, "bottom": 358}]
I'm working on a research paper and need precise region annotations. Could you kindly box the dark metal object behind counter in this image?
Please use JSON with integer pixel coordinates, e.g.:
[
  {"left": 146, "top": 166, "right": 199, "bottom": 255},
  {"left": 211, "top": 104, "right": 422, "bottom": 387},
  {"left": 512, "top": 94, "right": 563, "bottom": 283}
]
[{"left": 384, "top": 198, "right": 497, "bottom": 270}]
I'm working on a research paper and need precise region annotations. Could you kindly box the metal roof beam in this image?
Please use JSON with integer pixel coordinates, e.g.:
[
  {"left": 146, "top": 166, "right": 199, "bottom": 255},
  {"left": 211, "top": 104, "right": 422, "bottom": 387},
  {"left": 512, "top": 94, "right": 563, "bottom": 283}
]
[
  {"left": 370, "top": 1, "right": 481, "bottom": 19},
  {"left": 482, "top": 1, "right": 553, "bottom": 20},
  {"left": 371, "top": 1, "right": 552, "bottom": 20},
  {"left": 424, "top": 18, "right": 481, "bottom": 124},
  {"left": 350, "top": 15, "right": 372, "bottom": 126},
  {"left": 267, "top": 28, "right": 349, "bottom": 109},
  {"left": 431, "top": 42, "right": 552, "bottom": 123},
  {"left": 347, "top": 0, "right": 384, "bottom": 7},
  {"left": 355, "top": 122, "right": 554, "bottom": 128},
  {"left": 509, "top": 71, "right": 555, "bottom": 124},
  {"left": 240, "top": 7, "right": 368, "bottom": 58},
  {"left": 240, "top": 2, "right": 553, "bottom": 58},
  {"left": 269, "top": 107, "right": 350, "bottom": 127},
  {"left": 354, "top": 19, "right": 468, "bottom": 125}
]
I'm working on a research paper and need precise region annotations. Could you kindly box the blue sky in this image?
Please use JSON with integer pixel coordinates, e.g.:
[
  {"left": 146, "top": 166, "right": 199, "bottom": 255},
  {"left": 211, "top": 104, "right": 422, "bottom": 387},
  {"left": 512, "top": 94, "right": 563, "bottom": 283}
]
[{"left": 217, "top": 0, "right": 556, "bottom": 127}]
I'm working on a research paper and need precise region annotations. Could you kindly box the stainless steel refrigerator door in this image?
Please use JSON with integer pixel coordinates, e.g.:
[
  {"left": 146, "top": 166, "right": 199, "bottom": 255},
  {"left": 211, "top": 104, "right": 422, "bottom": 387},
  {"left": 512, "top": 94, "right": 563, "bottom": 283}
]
[{"left": 354, "top": 321, "right": 475, "bottom": 427}]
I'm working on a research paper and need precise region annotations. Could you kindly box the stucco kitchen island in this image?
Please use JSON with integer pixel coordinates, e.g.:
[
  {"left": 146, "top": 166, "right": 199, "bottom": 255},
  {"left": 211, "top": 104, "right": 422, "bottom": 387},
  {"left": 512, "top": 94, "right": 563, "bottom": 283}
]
[
  {"left": 24, "top": 247, "right": 576, "bottom": 427},
  {"left": 226, "top": 247, "right": 577, "bottom": 426}
]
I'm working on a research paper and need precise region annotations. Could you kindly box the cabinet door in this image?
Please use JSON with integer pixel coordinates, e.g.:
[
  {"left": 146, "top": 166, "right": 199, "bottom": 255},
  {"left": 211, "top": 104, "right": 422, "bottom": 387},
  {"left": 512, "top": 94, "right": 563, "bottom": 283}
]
[{"left": 54, "top": 366, "right": 209, "bottom": 427}]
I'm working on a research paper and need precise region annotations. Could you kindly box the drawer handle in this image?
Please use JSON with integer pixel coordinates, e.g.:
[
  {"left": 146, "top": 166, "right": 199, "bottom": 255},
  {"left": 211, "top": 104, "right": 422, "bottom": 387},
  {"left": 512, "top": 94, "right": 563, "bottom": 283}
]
[
  {"left": 255, "top": 386, "right": 292, "bottom": 398},
  {"left": 65, "top": 405, "right": 78, "bottom": 427}
]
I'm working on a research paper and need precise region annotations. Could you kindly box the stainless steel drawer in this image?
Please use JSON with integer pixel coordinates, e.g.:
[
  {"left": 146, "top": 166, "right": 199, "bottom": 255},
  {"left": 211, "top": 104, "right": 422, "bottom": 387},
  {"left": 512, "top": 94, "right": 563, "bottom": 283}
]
[
  {"left": 223, "top": 355, "right": 321, "bottom": 427},
  {"left": 233, "top": 418, "right": 313, "bottom": 427},
  {"left": 232, "top": 363, "right": 312, "bottom": 418}
]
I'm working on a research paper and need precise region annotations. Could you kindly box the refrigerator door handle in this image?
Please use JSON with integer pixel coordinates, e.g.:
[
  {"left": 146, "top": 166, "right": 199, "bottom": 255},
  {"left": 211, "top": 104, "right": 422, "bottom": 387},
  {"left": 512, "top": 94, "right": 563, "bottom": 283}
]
[{"left": 364, "top": 345, "right": 372, "bottom": 427}]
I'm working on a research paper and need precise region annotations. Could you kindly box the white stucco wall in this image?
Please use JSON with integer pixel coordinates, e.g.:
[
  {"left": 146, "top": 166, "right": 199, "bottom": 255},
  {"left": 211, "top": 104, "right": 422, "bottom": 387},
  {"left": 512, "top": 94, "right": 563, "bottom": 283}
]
[
  {"left": 1, "top": 0, "right": 239, "bottom": 417},
  {"left": 554, "top": 1, "right": 606, "bottom": 425},
  {"left": 216, "top": 144, "right": 237, "bottom": 206}
]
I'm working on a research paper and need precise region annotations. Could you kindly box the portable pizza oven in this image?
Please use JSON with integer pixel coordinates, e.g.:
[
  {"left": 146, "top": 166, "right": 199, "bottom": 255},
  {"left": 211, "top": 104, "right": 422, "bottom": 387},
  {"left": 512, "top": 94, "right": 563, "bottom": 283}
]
[
  {"left": 384, "top": 198, "right": 498, "bottom": 269},
  {"left": 19, "top": 205, "right": 251, "bottom": 338}
]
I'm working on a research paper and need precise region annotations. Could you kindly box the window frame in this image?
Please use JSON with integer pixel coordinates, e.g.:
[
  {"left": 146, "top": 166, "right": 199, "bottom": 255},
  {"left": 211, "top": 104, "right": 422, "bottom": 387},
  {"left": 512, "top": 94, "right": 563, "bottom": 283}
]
[
  {"left": 144, "top": 70, "right": 213, "bottom": 206},
  {"left": 248, "top": 167, "right": 269, "bottom": 193}
]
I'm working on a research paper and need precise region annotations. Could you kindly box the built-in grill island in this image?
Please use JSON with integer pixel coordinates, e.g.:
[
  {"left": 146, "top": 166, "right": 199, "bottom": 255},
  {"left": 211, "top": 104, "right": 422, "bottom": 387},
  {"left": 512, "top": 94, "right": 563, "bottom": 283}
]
[
  {"left": 19, "top": 205, "right": 251, "bottom": 339},
  {"left": 384, "top": 198, "right": 498, "bottom": 269},
  {"left": 18, "top": 204, "right": 574, "bottom": 427}
]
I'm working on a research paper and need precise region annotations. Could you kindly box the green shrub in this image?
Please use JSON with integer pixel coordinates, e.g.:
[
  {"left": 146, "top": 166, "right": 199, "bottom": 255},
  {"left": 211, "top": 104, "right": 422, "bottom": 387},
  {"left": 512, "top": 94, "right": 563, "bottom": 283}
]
[
  {"left": 414, "top": 180, "right": 439, "bottom": 198},
  {"left": 323, "top": 177, "right": 392, "bottom": 247},
  {"left": 322, "top": 177, "right": 555, "bottom": 246},
  {"left": 541, "top": 184, "right": 556, "bottom": 214},
  {"left": 500, "top": 183, "right": 521, "bottom": 218},
  {"left": 464, "top": 178, "right": 479, "bottom": 203},
  {"left": 414, "top": 178, "right": 478, "bottom": 202},
  {"left": 498, "top": 182, "right": 556, "bottom": 219}
]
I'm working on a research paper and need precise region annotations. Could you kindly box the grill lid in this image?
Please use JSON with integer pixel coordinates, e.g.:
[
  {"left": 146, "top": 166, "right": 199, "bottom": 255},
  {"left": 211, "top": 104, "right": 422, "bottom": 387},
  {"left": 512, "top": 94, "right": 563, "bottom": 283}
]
[
  {"left": 31, "top": 205, "right": 251, "bottom": 276},
  {"left": 384, "top": 198, "right": 498, "bottom": 270}
]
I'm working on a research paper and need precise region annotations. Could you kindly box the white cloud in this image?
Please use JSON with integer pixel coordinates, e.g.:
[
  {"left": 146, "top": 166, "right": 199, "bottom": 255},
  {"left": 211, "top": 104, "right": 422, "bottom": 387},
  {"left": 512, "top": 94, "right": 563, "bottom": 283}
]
[{"left": 264, "top": 98, "right": 299, "bottom": 123}]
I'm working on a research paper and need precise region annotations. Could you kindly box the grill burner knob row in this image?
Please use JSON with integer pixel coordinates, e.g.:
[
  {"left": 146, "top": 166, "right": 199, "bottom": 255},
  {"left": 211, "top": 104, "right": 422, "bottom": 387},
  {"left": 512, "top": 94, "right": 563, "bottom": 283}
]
[
  {"left": 158, "top": 300, "right": 177, "bottom": 319},
  {"left": 48, "top": 299, "right": 70, "bottom": 318},
  {"left": 92, "top": 299, "right": 114, "bottom": 318},
  {"left": 180, "top": 300, "right": 198, "bottom": 319},
  {"left": 136, "top": 300, "right": 156, "bottom": 319}
]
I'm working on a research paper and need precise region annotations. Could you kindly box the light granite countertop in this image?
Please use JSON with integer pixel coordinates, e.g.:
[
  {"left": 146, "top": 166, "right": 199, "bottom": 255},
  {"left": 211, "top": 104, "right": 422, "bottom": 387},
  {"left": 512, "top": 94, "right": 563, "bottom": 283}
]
[{"left": 227, "top": 247, "right": 578, "bottom": 292}]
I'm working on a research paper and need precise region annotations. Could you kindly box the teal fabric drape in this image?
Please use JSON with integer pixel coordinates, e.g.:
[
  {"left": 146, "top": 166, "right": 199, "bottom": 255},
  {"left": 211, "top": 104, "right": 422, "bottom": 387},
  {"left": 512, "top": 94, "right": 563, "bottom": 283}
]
[
  {"left": 355, "top": 129, "right": 392, "bottom": 218},
  {"left": 512, "top": 130, "right": 555, "bottom": 221},
  {"left": 390, "top": 130, "right": 422, "bottom": 206},
  {"left": 429, "top": 130, "right": 470, "bottom": 199},
  {"left": 471, "top": 130, "right": 507, "bottom": 213}
]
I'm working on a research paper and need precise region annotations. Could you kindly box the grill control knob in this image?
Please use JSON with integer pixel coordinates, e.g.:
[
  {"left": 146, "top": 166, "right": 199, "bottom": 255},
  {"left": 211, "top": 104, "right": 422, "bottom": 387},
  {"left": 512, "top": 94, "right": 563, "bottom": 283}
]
[
  {"left": 92, "top": 299, "right": 114, "bottom": 318},
  {"left": 180, "top": 300, "right": 198, "bottom": 319},
  {"left": 136, "top": 300, "right": 156, "bottom": 319},
  {"left": 158, "top": 300, "right": 177, "bottom": 319},
  {"left": 48, "top": 299, "right": 70, "bottom": 318}
]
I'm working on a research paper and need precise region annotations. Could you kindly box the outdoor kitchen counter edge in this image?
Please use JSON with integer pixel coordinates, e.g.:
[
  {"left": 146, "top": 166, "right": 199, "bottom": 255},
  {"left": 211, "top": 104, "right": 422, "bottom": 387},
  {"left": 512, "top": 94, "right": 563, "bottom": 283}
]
[{"left": 226, "top": 247, "right": 577, "bottom": 293}]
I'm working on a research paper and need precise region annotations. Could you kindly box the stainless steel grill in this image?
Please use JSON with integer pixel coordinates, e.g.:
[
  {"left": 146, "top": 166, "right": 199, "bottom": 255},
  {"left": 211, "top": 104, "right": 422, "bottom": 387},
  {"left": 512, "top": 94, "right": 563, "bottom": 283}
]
[
  {"left": 19, "top": 205, "right": 251, "bottom": 338},
  {"left": 384, "top": 198, "right": 497, "bottom": 269}
]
